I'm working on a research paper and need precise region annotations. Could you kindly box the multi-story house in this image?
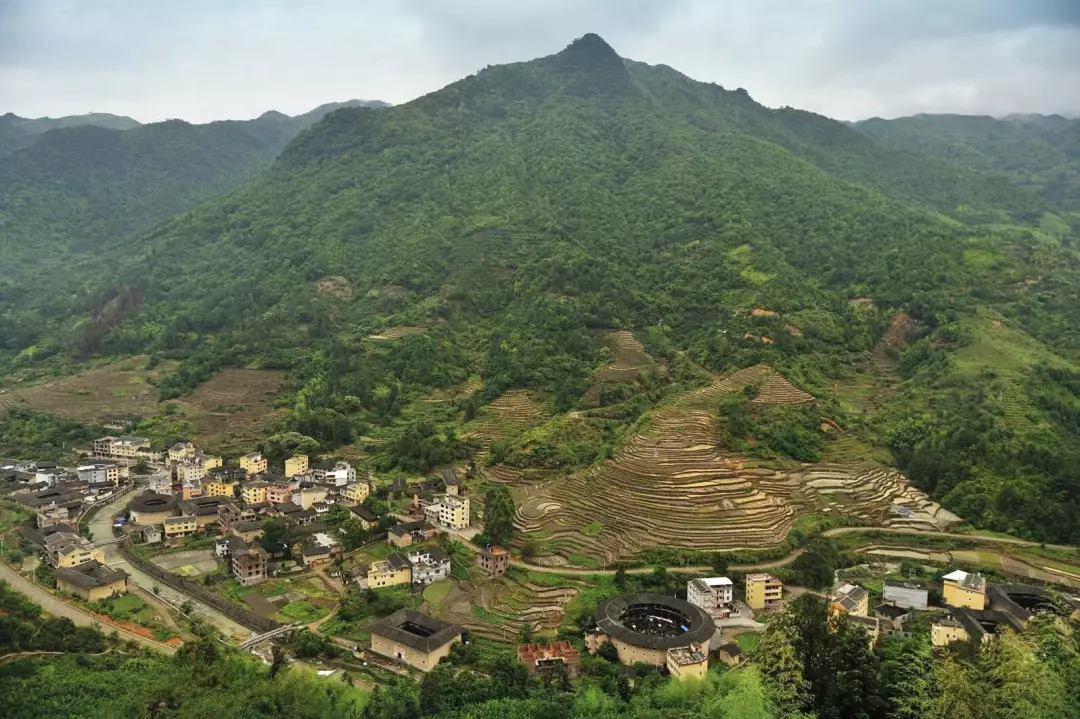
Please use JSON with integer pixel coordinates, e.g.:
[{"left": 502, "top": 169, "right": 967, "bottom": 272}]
[
  {"left": 241, "top": 480, "right": 269, "bottom": 505},
  {"left": 239, "top": 452, "right": 267, "bottom": 476},
  {"left": 291, "top": 484, "right": 328, "bottom": 510},
  {"left": 94, "top": 435, "right": 151, "bottom": 460},
  {"left": 168, "top": 441, "right": 196, "bottom": 463},
  {"left": 883, "top": 580, "right": 928, "bottom": 610},
  {"left": 476, "top": 546, "right": 509, "bottom": 576},
  {"left": 424, "top": 494, "right": 470, "bottom": 529},
  {"left": 44, "top": 533, "right": 106, "bottom": 568},
  {"left": 687, "top": 577, "right": 734, "bottom": 619},
  {"left": 942, "top": 570, "right": 987, "bottom": 610},
  {"left": 829, "top": 582, "right": 870, "bottom": 617},
  {"left": 266, "top": 478, "right": 300, "bottom": 505},
  {"left": 284, "top": 455, "right": 309, "bottom": 478},
  {"left": 231, "top": 540, "right": 268, "bottom": 586},
  {"left": 176, "top": 461, "right": 207, "bottom": 485},
  {"left": 163, "top": 514, "right": 199, "bottom": 539},
  {"left": 745, "top": 574, "right": 783, "bottom": 611},
  {"left": 406, "top": 546, "right": 451, "bottom": 586},
  {"left": 343, "top": 481, "right": 370, "bottom": 504},
  {"left": 367, "top": 552, "right": 412, "bottom": 588}
]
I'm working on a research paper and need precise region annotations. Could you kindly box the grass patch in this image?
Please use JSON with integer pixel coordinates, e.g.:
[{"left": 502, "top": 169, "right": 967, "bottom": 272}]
[
  {"left": 567, "top": 553, "right": 599, "bottom": 569},
  {"left": 582, "top": 522, "right": 603, "bottom": 538},
  {"left": 735, "top": 632, "right": 762, "bottom": 654},
  {"left": 471, "top": 606, "right": 505, "bottom": 625},
  {"left": 422, "top": 581, "right": 452, "bottom": 610},
  {"left": 279, "top": 600, "right": 329, "bottom": 623}
]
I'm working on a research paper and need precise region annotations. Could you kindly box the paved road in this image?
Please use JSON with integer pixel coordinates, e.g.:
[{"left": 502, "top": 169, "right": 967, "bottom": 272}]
[
  {"left": 0, "top": 561, "right": 175, "bottom": 655},
  {"left": 87, "top": 489, "right": 251, "bottom": 641}
]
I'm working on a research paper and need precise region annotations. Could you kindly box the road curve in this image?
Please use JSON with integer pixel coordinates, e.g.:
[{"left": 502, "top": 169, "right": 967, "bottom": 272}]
[{"left": 0, "top": 561, "right": 176, "bottom": 655}]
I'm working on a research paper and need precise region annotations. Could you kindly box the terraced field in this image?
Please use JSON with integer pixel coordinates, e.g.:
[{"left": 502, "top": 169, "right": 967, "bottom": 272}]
[
  {"left": 432, "top": 573, "right": 584, "bottom": 641},
  {"left": 514, "top": 365, "right": 951, "bottom": 564},
  {"left": 0, "top": 356, "right": 177, "bottom": 422},
  {"left": 464, "top": 390, "right": 551, "bottom": 449},
  {"left": 581, "top": 330, "right": 655, "bottom": 405},
  {"left": 366, "top": 326, "right": 427, "bottom": 340},
  {"left": 170, "top": 369, "right": 286, "bottom": 452}
]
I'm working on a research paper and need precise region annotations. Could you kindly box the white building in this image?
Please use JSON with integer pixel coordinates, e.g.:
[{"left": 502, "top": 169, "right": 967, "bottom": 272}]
[
  {"left": 147, "top": 471, "right": 173, "bottom": 495},
  {"left": 406, "top": 546, "right": 451, "bottom": 586},
  {"left": 687, "top": 577, "right": 734, "bottom": 619},
  {"left": 424, "top": 494, "right": 470, "bottom": 530}
]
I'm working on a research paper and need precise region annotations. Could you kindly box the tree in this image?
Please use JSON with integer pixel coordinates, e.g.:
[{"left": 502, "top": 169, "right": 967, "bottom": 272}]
[
  {"left": 597, "top": 641, "right": 620, "bottom": 663},
  {"left": 259, "top": 518, "right": 294, "bottom": 556},
  {"left": 711, "top": 553, "right": 730, "bottom": 576},
  {"left": 482, "top": 485, "right": 515, "bottom": 546},
  {"left": 362, "top": 677, "right": 420, "bottom": 719},
  {"left": 325, "top": 503, "right": 350, "bottom": 526}
]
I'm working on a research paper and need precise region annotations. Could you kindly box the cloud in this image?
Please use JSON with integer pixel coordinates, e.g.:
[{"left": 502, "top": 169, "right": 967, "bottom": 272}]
[{"left": 1, "top": 0, "right": 1078, "bottom": 122}]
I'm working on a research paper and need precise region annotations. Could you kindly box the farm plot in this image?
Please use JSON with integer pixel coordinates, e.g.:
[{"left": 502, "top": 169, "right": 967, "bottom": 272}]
[
  {"left": 516, "top": 364, "right": 945, "bottom": 564},
  {"left": 366, "top": 326, "right": 427, "bottom": 340},
  {"left": 432, "top": 572, "right": 583, "bottom": 642},
  {"left": 170, "top": 369, "right": 285, "bottom": 452},
  {"left": 581, "top": 330, "right": 656, "bottom": 405},
  {"left": 463, "top": 390, "right": 551, "bottom": 450},
  {"left": 0, "top": 356, "right": 177, "bottom": 422}
]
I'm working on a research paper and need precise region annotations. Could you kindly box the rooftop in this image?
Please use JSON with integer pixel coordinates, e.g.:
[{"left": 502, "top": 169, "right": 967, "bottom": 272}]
[
  {"left": 593, "top": 593, "right": 716, "bottom": 651},
  {"left": 55, "top": 560, "right": 127, "bottom": 589},
  {"left": 943, "top": 570, "right": 986, "bottom": 592},
  {"left": 667, "top": 645, "right": 707, "bottom": 666},
  {"left": 371, "top": 609, "right": 462, "bottom": 653}
]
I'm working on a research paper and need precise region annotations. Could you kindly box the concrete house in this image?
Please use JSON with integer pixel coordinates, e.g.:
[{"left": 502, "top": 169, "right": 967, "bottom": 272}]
[
  {"left": 406, "top": 546, "right": 451, "bottom": 586},
  {"left": 370, "top": 610, "right": 463, "bottom": 672},
  {"left": 942, "top": 570, "right": 987, "bottom": 610},
  {"left": 666, "top": 644, "right": 709, "bottom": 681},
  {"left": 284, "top": 455, "right": 309, "bottom": 478},
  {"left": 745, "top": 573, "right": 783, "bottom": 611},
  {"left": 476, "top": 546, "right": 510, "bottom": 576},
  {"left": 829, "top": 583, "right": 870, "bottom": 617},
  {"left": 883, "top": 580, "right": 928, "bottom": 611},
  {"left": 163, "top": 514, "right": 198, "bottom": 540},
  {"left": 230, "top": 539, "right": 268, "bottom": 586},
  {"left": 367, "top": 553, "right": 412, "bottom": 588},
  {"left": 239, "top": 452, "right": 268, "bottom": 476},
  {"left": 687, "top": 577, "right": 734, "bottom": 619},
  {"left": 388, "top": 520, "right": 437, "bottom": 548},
  {"left": 424, "top": 494, "right": 470, "bottom": 529}
]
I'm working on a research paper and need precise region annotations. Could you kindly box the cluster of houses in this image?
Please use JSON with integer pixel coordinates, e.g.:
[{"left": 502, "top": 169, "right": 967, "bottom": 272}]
[
  {"left": 2, "top": 458, "right": 131, "bottom": 603},
  {"left": 820, "top": 568, "right": 1066, "bottom": 650}
]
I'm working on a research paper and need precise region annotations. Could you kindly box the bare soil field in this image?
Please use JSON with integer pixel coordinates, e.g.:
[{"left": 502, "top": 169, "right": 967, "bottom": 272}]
[
  {"left": 0, "top": 356, "right": 177, "bottom": 422},
  {"left": 170, "top": 369, "right": 286, "bottom": 452}
]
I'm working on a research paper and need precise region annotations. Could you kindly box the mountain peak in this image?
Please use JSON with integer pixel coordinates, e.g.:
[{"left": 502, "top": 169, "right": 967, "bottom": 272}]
[{"left": 543, "top": 33, "right": 631, "bottom": 97}]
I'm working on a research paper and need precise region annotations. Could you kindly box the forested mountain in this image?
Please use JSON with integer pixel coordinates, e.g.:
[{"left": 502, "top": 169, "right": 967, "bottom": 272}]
[
  {"left": 854, "top": 113, "right": 1080, "bottom": 214},
  {"left": 0, "top": 99, "right": 386, "bottom": 275},
  {"left": 0, "top": 111, "right": 141, "bottom": 156},
  {"left": 4, "top": 35, "right": 1080, "bottom": 542}
]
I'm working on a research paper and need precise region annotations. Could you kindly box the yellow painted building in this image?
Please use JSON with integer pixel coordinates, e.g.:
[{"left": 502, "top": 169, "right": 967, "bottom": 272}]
[
  {"left": 745, "top": 573, "right": 783, "bottom": 610},
  {"left": 367, "top": 554, "right": 411, "bottom": 588},
  {"left": 163, "top": 515, "right": 199, "bottom": 539},
  {"left": 239, "top": 452, "right": 268, "bottom": 475},
  {"left": 285, "top": 455, "right": 309, "bottom": 478},
  {"left": 56, "top": 545, "right": 106, "bottom": 569},
  {"left": 204, "top": 479, "right": 239, "bottom": 498},
  {"left": 292, "top": 485, "right": 328, "bottom": 510},
  {"left": 942, "top": 570, "right": 986, "bottom": 610},
  {"left": 199, "top": 454, "right": 223, "bottom": 471},
  {"left": 828, "top": 583, "right": 870, "bottom": 617},
  {"left": 344, "top": 482, "right": 370, "bottom": 503},
  {"left": 169, "top": 441, "right": 196, "bottom": 463},
  {"left": 932, "top": 618, "right": 969, "bottom": 647},
  {"left": 666, "top": 644, "right": 709, "bottom": 680},
  {"left": 241, "top": 481, "right": 269, "bottom": 505}
]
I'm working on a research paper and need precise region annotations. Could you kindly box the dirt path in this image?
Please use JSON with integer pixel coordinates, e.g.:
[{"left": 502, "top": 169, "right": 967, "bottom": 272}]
[{"left": 0, "top": 562, "right": 176, "bottom": 655}]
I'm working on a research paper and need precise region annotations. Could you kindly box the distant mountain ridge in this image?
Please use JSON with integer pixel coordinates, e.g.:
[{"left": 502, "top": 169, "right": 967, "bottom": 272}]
[
  {"left": 0, "top": 99, "right": 388, "bottom": 275},
  {"left": 0, "top": 112, "right": 141, "bottom": 156}
]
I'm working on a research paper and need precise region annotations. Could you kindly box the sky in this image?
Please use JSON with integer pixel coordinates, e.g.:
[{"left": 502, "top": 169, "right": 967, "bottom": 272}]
[{"left": 2, "top": 0, "right": 1079, "bottom": 124}]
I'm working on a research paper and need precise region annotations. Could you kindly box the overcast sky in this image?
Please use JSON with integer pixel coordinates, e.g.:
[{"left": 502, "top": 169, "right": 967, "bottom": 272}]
[{"left": 2, "top": 0, "right": 1078, "bottom": 124}]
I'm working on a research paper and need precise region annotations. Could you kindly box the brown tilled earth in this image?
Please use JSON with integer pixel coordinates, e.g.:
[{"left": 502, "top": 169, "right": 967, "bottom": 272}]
[
  {"left": 170, "top": 369, "right": 286, "bottom": 452},
  {"left": 0, "top": 356, "right": 177, "bottom": 422}
]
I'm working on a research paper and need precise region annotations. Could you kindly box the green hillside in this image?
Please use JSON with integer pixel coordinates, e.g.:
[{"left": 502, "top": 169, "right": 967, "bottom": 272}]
[
  {"left": 854, "top": 113, "right": 1080, "bottom": 214},
  {"left": 0, "top": 111, "right": 141, "bottom": 156},
  {"left": 3, "top": 35, "right": 1080, "bottom": 543}
]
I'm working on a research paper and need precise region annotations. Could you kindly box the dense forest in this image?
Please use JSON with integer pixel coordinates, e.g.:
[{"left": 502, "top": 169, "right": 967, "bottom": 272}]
[{"left": 3, "top": 34, "right": 1080, "bottom": 542}]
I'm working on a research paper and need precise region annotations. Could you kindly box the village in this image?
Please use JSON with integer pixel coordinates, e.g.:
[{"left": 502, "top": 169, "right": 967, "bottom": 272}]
[{"left": 2, "top": 431, "right": 1079, "bottom": 686}]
